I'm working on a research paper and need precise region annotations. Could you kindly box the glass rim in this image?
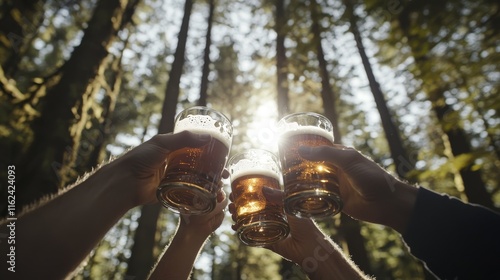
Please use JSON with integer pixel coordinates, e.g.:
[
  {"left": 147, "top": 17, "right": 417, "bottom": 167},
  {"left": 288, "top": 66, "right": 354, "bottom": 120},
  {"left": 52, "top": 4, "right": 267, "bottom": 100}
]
[
  {"left": 176, "top": 106, "right": 232, "bottom": 125},
  {"left": 276, "top": 111, "right": 333, "bottom": 137},
  {"left": 228, "top": 148, "right": 279, "bottom": 165},
  {"left": 174, "top": 106, "right": 233, "bottom": 141},
  {"left": 278, "top": 111, "right": 331, "bottom": 123},
  {"left": 228, "top": 148, "right": 282, "bottom": 182}
]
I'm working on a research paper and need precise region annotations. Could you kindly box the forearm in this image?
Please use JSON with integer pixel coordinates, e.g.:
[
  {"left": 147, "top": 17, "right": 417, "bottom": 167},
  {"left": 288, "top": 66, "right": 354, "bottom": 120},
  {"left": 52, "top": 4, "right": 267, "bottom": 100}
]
[
  {"left": 402, "top": 187, "right": 500, "bottom": 279},
  {"left": 299, "top": 233, "right": 371, "bottom": 280},
  {"left": 277, "top": 218, "right": 371, "bottom": 280},
  {"left": 149, "top": 225, "right": 209, "bottom": 280},
  {"left": 0, "top": 163, "right": 133, "bottom": 279}
]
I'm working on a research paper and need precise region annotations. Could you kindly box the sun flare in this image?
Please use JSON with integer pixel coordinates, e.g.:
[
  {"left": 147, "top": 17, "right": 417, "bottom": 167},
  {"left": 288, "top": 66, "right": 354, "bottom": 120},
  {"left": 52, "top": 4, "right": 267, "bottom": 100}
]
[{"left": 246, "top": 100, "right": 280, "bottom": 152}]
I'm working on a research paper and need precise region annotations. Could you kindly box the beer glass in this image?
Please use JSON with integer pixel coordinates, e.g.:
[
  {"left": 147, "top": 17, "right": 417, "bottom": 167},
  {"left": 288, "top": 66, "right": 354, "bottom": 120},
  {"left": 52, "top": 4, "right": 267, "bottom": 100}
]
[
  {"left": 157, "top": 106, "right": 233, "bottom": 215},
  {"left": 229, "top": 149, "right": 290, "bottom": 247},
  {"left": 277, "top": 112, "right": 342, "bottom": 218}
]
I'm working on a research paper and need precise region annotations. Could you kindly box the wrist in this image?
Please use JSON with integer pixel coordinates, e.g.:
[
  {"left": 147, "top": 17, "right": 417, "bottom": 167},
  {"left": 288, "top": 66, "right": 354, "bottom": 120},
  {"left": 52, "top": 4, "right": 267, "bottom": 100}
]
[
  {"left": 297, "top": 235, "right": 366, "bottom": 279},
  {"left": 291, "top": 226, "right": 336, "bottom": 267},
  {"left": 384, "top": 181, "right": 418, "bottom": 233},
  {"left": 176, "top": 223, "right": 211, "bottom": 244}
]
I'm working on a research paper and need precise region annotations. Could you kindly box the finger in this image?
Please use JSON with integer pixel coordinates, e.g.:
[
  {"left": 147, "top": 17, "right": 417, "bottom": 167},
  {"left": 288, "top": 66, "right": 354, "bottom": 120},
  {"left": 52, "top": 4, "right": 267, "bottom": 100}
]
[
  {"left": 228, "top": 203, "right": 236, "bottom": 214},
  {"left": 262, "top": 186, "right": 284, "bottom": 204},
  {"left": 229, "top": 191, "right": 234, "bottom": 202},
  {"left": 222, "top": 169, "right": 230, "bottom": 179},
  {"left": 298, "top": 145, "right": 360, "bottom": 170},
  {"left": 228, "top": 205, "right": 238, "bottom": 224},
  {"left": 143, "top": 131, "right": 212, "bottom": 168},
  {"left": 149, "top": 130, "right": 212, "bottom": 152},
  {"left": 217, "top": 188, "right": 226, "bottom": 203},
  {"left": 159, "top": 161, "right": 168, "bottom": 179},
  {"left": 213, "top": 190, "right": 229, "bottom": 213}
]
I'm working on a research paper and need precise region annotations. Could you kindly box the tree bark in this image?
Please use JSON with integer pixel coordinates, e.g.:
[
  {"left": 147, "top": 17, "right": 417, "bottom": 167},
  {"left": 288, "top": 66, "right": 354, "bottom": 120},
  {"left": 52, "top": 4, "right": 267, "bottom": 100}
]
[
  {"left": 431, "top": 90, "right": 495, "bottom": 209},
  {"left": 126, "top": 0, "right": 194, "bottom": 279},
  {"left": 310, "top": 0, "right": 372, "bottom": 274},
  {"left": 344, "top": 0, "right": 412, "bottom": 179},
  {"left": 86, "top": 50, "right": 125, "bottom": 168},
  {"left": 0, "top": 0, "right": 45, "bottom": 77},
  {"left": 17, "top": 0, "right": 140, "bottom": 210},
  {"left": 275, "top": 0, "right": 289, "bottom": 118},
  {"left": 398, "top": 5, "right": 495, "bottom": 210},
  {"left": 125, "top": 204, "right": 162, "bottom": 280},
  {"left": 197, "top": 0, "right": 215, "bottom": 107},
  {"left": 311, "top": 0, "right": 341, "bottom": 143},
  {"left": 274, "top": 0, "right": 297, "bottom": 277}
]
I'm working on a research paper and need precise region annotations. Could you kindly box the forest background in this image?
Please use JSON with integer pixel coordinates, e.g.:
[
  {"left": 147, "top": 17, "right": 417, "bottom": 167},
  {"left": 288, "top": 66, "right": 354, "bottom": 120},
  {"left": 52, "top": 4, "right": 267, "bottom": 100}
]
[{"left": 1, "top": 0, "right": 499, "bottom": 279}]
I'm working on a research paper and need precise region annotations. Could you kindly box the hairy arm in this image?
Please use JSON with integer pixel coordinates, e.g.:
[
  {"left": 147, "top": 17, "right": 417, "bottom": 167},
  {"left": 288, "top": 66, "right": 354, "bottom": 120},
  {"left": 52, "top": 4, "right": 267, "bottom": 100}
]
[
  {"left": 0, "top": 131, "right": 211, "bottom": 279},
  {"left": 229, "top": 187, "right": 372, "bottom": 280},
  {"left": 1, "top": 163, "right": 132, "bottom": 279},
  {"left": 149, "top": 191, "right": 227, "bottom": 280},
  {"left": 269, "top": 215, "right": 372, "bottom": 280}
]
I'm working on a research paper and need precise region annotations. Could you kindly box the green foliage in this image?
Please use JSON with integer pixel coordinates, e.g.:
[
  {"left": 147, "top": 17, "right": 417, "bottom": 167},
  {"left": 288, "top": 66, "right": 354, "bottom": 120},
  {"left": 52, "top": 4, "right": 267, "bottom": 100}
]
[
  {"left": 362, "top": 224, "right": 425, "bottom": 279},
  {"left": 2, "top": 0, "right": 499, "bottom": 279}
]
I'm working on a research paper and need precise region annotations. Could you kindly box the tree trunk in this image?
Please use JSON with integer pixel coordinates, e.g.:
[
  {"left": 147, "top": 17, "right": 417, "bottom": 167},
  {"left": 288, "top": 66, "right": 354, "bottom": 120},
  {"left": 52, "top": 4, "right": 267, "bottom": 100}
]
[
  {"left": 274, "top": 0, "right": 297, "bottom": 277},
  {"left": 197, "top": 0, "right": 215, "bottom": 107},
  {"left": 344, "top": 2, "right": 439, "bottom": 278},
  {"left": 125, "top": 204, "right": 162, "bottom": 280},
  {"left": 86, "top": 53, "right": 124, "bottom": 168},
  {"left": 398, "top": 6, "right": 496, "bottom": 210},
  {"left": 0, "top": 0, "right": 45, "bottom": 77},
  {"left": 126, "top": 0, "right": 194, "bottom": 279},
  {"left": 310, "top": 0, "right": 341, "bottom": 143},
  {"left": 344, "top": 0, "right": 412, "bottom": 179},
  {"left": 431, "top": 90, "right": 495, "bottom": 209},
  {"left": 17, "top": 0, "right": 140, "bottom": 210},
  {"left": 310, "top": 0, "right": 372, "bottom": 274},
  {"left": 86, "top": 30, "right": 131, "bottom": 169},
  {"left": 275, "top": 0, "right": 289, "bottom": 118}
]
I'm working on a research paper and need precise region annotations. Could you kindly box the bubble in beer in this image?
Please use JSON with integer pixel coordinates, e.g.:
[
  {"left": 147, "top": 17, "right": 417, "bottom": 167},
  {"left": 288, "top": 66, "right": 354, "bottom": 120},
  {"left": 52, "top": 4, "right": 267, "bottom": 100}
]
[
  {"left": 229, "top": 149, "right": 289, "bottom": 247},
  {"left": 229, "top": 153, "right": 280, "bottom": 179},
  {"left": 175, "top": 114, "right": 232, "bottom": 148},
  {"left": 239, "top": 199, "right": 265, "bottom": 215},
  {"left": 279, "top": 123, "right": 334, "bottom": 143}
]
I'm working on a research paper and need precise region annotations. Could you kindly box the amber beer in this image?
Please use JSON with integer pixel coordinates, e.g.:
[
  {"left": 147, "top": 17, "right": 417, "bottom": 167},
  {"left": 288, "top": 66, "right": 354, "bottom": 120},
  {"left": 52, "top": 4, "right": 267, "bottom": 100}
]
[
  {"left": 157, "top": 107, "right": 232, "bottom": 215},
  {"left": 278, "top": 113, "right": 343, "bottom": 218},
  {"left": 229, "top": 150, "right": 289, "bottom": 247}
]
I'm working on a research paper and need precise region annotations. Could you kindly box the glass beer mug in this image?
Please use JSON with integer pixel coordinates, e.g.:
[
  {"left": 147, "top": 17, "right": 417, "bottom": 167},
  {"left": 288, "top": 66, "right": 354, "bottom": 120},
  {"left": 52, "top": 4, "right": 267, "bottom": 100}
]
[
  {"left": 277, "top": 112, "right": 343, "bottom": 219},
  {"left": 157, "top": 106, "right": 233, "bottom": 215},
  {"left": 229, "top": 149, "right": 290, "bottom": 247}
]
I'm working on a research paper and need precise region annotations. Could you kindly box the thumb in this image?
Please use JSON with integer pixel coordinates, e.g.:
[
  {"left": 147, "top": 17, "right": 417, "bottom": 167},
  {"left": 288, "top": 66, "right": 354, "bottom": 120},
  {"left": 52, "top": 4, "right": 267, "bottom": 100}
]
[
  {"left": 298, "top": 145, "right": 358, "bottom": 170},
  {"left": 149, "top": 130, "right": 212, "bottom": 152},
  {"left": 137, "top": 131, "right": 212, "bottom": 169},
  {"left": 262, "top": 186, "right": 284, "bottom": 204}
]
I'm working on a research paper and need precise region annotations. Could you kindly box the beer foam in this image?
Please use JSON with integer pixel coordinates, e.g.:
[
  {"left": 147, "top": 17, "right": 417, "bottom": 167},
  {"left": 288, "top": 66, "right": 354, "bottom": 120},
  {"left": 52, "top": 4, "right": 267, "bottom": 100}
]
[
  {"left": 279, "top": 125, "right": 334, "bottom": 142},
  {"left": 175, "top": 114, "right": 232, "bottom": 148},
  {"left": 230, "top": 158, "right": 281, "bottom": 181}
]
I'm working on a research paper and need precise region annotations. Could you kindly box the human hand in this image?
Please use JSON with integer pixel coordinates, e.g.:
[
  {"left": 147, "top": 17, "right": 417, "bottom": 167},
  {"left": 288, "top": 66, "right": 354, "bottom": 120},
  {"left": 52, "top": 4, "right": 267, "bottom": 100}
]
[
  {"left": 298, "top": 145, "right": 418, "bottom": 232},
  {"left": 228, "top": 186, "right": 370, "bottom": 279},
  {"left": 178, "top": 189, "right": 229, "bottom": 238},
  {"left": 228, "top": 187, "right": 324, "bottom": 265},
  {"left": 148, "top": 190, "right": 228, "bottom": 280},
  {"left": 106, "top": 131, "right": 212, "bottom": 207}
]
